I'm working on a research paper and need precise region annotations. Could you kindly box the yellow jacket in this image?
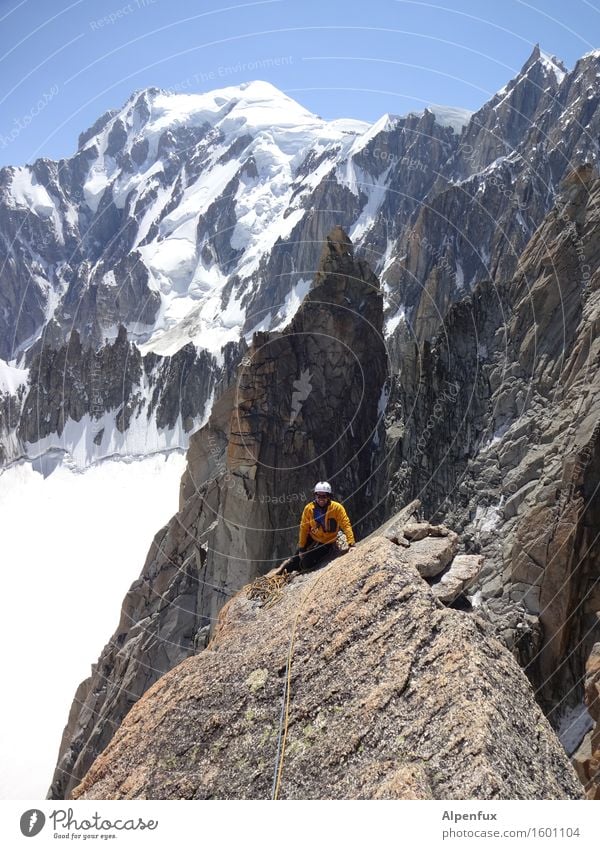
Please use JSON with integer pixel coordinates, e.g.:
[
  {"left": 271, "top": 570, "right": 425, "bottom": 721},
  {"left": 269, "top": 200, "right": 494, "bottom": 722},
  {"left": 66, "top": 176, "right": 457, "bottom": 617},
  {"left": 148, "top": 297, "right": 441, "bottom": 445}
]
[{"left": 298, "top": 499, "right": 355, "bottom": 548}]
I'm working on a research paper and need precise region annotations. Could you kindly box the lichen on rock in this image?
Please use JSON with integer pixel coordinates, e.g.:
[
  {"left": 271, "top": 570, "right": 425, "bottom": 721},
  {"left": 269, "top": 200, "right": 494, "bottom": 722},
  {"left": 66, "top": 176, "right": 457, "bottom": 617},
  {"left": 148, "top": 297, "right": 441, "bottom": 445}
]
[{"left": 73, "top": 535, "right": 582, "bottom": 801}]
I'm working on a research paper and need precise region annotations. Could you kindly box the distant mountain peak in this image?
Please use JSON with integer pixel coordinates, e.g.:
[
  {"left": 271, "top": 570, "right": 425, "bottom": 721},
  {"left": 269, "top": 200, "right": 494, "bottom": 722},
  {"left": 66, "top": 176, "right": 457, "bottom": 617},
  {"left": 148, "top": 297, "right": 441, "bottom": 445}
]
[
  {"left": 522, "top": 42, "right": 567, "bottom": 82},
  {"left": 491, "top": 44, "right": 567, "bottom": 104}
]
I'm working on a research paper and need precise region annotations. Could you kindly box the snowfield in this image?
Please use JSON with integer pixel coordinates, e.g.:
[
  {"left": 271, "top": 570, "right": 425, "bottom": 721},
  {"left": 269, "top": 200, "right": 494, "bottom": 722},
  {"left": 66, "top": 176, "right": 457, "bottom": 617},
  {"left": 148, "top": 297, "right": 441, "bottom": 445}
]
[{"left": 0, "top": 451, "right": 186, "bottom": 799}]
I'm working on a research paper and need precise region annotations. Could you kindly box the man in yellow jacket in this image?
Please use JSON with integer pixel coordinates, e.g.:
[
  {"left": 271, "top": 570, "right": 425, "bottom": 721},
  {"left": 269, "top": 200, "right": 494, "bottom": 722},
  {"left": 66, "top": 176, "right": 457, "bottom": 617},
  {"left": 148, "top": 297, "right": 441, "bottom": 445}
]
[{"left": 291, "top": 481, "right": 355, "bottom": 571}]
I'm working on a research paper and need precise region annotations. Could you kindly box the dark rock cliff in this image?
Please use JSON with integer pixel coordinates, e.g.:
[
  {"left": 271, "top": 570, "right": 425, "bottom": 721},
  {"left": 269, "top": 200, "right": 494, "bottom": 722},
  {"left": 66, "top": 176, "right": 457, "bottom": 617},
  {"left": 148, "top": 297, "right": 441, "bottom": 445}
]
[
  {"left": 48, "top": 227, "right": 388, "bottom": 799},
  {"left": 13, "top": 325, "right": 217, "bottom": 468},
  {"left": 384, "top": 168, "right": 600, "bottom": 742}
]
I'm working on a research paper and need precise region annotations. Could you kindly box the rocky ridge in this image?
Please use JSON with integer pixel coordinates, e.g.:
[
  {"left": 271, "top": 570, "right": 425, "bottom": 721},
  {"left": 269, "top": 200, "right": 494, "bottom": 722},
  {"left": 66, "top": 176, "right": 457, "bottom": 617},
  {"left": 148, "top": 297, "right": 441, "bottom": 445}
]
[
  {"left": 49, "top": 172, "right": 600, "bottom": 798},
  {"left": 72, "top": 526, "right": 582, "bottom": 800},
  {"left": 384, "top": 47, "right": 600, "bottom": 349},
  {"left": 48, "top": 226, "right": 388, "bottom": 799}
]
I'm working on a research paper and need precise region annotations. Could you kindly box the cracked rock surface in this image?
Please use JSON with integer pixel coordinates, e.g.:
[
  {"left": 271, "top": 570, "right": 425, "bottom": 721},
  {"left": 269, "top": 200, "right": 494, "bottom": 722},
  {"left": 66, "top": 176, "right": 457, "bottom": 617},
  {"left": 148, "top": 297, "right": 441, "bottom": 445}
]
[{"left": 74, "top": 535, "right": 582, "bottom": 801}]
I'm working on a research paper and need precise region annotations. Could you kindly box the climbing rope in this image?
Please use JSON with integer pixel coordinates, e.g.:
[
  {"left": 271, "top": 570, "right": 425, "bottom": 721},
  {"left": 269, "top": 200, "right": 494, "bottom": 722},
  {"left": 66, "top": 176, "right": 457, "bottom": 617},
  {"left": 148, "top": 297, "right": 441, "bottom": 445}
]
[
  {"left": 271, "top": 561, "right": 335, "bottom": 800},
  {"left": 247, "top": 574, "right": 290, "bottom": 609}
]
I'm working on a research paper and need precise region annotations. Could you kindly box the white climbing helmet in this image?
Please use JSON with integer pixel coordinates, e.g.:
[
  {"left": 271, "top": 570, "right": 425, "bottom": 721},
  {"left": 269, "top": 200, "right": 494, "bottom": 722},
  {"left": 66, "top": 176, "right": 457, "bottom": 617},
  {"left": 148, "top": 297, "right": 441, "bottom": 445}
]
[{"left": 314, "top": 481, "right": 332, "bottom": 495}]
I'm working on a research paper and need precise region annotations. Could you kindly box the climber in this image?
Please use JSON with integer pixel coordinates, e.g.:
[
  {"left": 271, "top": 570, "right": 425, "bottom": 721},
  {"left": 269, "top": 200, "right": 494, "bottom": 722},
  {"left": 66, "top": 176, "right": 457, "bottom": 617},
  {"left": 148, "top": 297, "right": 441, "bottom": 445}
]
[{"left": 287, "top": 481, "right": 355, "bottom": 572}]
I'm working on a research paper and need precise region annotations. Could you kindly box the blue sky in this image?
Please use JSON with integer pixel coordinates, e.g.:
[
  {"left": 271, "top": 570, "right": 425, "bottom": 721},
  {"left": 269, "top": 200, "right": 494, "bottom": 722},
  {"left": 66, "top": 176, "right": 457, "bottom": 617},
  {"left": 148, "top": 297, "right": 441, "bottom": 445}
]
[{"left": 0, "top": 0, "right": 598, "bottom": 167}]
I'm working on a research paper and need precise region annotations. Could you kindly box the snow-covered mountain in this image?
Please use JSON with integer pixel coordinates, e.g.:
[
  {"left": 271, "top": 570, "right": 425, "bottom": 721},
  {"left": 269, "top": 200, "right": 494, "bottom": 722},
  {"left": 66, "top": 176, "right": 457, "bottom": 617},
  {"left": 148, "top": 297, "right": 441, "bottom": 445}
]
[
  {"left": 1, "top": 46, "right": 600, "bottom": 473},
  {"left": 2, "top": 43, "right": 600, "bottom": 800},
  {"left": 0, "top": 79, "right": 461, "bottom": 468},
  {"left": 0, "top": 78, "right": 461, "bottom": 358},
  {"left": 77, "top": 80, "right": 375, "bottom": 353}
]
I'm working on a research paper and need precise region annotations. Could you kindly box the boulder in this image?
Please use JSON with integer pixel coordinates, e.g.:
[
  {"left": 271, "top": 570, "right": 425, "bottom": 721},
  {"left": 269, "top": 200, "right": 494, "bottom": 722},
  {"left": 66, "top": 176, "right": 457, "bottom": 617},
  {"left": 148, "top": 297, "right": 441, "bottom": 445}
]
[
  {"left": 402, "top": 521, "right": 449, "bottom": 541},
  {"left": 432, "top": 554, "right": 483, "bottom": 604},
  {"left": 378, "top": 499, "right": 421, "bottom": 544},
  {"left": 402, "top": 530, "right": 459, "bottom": 578}
]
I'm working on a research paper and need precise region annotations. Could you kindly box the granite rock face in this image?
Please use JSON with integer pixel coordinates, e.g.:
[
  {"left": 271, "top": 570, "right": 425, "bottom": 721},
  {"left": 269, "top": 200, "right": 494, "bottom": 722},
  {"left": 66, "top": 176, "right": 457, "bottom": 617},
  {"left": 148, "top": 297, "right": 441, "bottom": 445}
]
[
  {"left": 384, "top": 49, "right": 600, "bottom": 349},
  {"left": 12, "top": 326, "right": 217, "bottom": 468},
  {"left": 72, "top": 535, "right": 583, "bottom": 801},
  {"left": 574, "top": 643, "right": 600, "bottom": 798},
  {"left": 48, "top": 228, "right": 388, "bottom": 799},
  {"left": 384, "top": 169, "right": 600, "bottom": 735}
]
